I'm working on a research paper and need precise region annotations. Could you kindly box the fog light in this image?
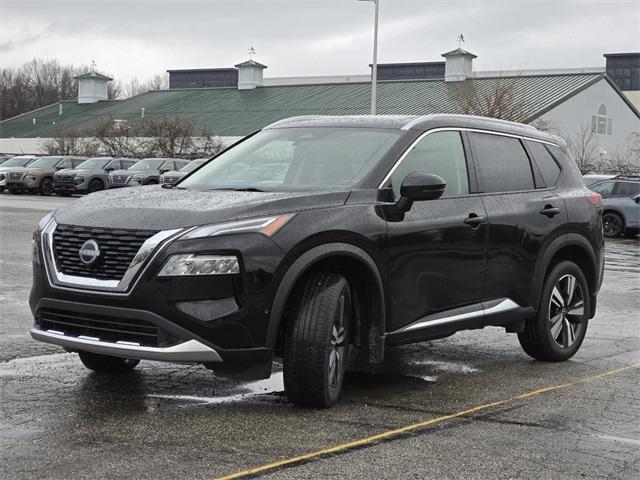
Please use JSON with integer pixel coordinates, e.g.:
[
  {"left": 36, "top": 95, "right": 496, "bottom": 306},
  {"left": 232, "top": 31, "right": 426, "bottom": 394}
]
[{"left": 158, "top": 254, "right": 239, "bottom": 276}]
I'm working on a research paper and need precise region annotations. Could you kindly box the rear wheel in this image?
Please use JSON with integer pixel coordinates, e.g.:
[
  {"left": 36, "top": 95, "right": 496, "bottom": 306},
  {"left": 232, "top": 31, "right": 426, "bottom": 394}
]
[
  {"left": 518, "top": 260, "right": 589, "bottom": 361},
  {"left": 603, "top": 212, "right": 624, "bottom": 238},
  {"left": 39, "top": 177, "right": 54, "bottom": 196},
  {"left": 88, "top": 178, "right": 105, "bottom": 193},
  {"left": 283, "top": 272, "right": 351, "bottom": 408},
  {"left": 78, "top": 351, "right": 140, "bottom": 373}
]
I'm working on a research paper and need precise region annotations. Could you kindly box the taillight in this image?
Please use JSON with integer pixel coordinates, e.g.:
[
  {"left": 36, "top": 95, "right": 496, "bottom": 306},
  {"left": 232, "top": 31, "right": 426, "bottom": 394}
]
[{"left": 587, "top": 191, "right": 603, "bottom": 207}]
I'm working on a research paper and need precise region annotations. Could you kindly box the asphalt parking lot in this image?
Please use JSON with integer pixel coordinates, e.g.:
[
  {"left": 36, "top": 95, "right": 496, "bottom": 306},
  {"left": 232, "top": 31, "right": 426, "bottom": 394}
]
[{"left": 1, "top": 192, "right": 639, "bottom": 480}]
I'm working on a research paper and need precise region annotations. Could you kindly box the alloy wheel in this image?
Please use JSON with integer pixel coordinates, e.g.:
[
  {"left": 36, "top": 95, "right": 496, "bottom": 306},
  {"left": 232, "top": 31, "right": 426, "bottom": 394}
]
[
  {"left": 328, "top": 294, "right": 347, "bottom": 390},
  {"left": 602, "top": 213, "right": 622, "bottom": 237},
  {"left": 548, "top": 274, "right": 584, "bottom": 348}
]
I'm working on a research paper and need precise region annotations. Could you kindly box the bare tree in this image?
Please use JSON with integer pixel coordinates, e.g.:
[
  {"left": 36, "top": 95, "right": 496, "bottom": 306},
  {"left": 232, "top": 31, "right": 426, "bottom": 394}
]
[
  {"left": 605, "top": 133, "right": 640, "bottom": 175},
  {"left": 90, "top": 117, "right": 143, "bottom": 157},
  {"left": 565, "top": 125, "right": 601, "bottom": 174},
  {"left": 42, "top": 129, "right": 99, "bottom": 156},
  {"left": 446, "top": 75, "right": 529, "bottom": 122},
  {"left": 121, "top": 74, "right": 168, "bottom": 98}
]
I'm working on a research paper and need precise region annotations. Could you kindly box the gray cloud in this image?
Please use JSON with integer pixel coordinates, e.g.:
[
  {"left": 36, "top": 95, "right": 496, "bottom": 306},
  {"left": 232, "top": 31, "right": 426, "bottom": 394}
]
[{"left": 1, "top": 0, "right": 638, "bottom": 81}]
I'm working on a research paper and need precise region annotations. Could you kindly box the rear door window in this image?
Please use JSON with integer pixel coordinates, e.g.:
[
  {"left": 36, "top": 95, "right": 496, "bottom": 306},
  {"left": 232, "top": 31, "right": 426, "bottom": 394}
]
[
  {"left": 469, "top": 132, "right": 534, "bottom": 193},
  {"left": 526, "top": 141, "right": 561, "bottom": 188},
  {"left": 389, "top": 131, "right": 469, "bottom": 200},
  {"left": 612, "top": 181, "right": 640, "bottom": 197}
]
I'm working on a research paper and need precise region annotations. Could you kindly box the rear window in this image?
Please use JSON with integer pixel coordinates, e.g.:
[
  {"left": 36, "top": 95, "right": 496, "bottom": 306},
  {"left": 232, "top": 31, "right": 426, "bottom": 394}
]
[
  {"left": 469, "top": 133, "right": 534, "bottom": 193},
  {"left": 526, "top": 141, "right": 561, "bottom": 188},
  {"left": 612, "top": 181, "right": 640, "bottom": 196}
]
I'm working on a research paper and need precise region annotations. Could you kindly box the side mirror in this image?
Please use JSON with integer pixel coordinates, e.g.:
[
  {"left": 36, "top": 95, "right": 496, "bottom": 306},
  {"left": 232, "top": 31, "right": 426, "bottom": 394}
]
[
  {"left": 400, "top": 170, "right": 445, "bottom": 201},
  {"left": 55, "top": 165, "right": 65, "bottom": 171},
  {"left": 159, "top": 168, "right": 169, "bottom": 174},
  {"left": 633, "top": 194, "right": 640, "bottom": 205},
  {"left": 105, "top": 166, "right": 114, "bottom": 172}
]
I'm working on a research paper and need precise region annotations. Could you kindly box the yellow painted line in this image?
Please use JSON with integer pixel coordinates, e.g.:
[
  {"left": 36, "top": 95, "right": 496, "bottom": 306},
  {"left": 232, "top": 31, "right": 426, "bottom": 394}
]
[{"left": 214, "top": 363, "right": 640, "bottom": 480}]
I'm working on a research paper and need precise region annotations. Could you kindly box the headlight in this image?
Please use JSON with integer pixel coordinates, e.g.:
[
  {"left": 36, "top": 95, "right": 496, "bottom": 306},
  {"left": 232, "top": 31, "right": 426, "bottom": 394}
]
[
  {"left": 0, "top": 174, "right": 5, "bottom": 181},
  {"left": 181, "top": 214, "right": 294, "bottom": 240},
  {"left": 158, "top": 254, "right": 239, "bottom": 276},
  {"left": 25, "top": 174, "right": 36, "bottom": 182},
  {"left": 73, "top": 176, "right": 84, "bottom": 185}
]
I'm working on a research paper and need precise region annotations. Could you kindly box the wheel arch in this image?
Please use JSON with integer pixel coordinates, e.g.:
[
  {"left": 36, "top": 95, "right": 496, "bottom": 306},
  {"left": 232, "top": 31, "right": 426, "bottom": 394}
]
[
  {"left": 531, "top": 233, "right": 598, "bottom": 318},
  {"left": 266, "top": 242, "right": 386, "bottom": 363}
]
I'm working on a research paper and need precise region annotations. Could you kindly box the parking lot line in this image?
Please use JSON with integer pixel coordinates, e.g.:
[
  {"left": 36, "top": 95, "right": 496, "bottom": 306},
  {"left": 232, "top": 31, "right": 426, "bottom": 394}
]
[{"left": 214, "top": 363, "right": 639, "bottom": 480}]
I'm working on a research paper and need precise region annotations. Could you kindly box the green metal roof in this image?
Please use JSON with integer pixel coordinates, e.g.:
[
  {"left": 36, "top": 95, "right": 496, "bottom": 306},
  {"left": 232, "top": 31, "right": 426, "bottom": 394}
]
[
  {"left": 73, "top": 71, "right": 113, "bottom": 81},
  {"left": 0, "top": 73, "right": 610, "bottom": 138}
]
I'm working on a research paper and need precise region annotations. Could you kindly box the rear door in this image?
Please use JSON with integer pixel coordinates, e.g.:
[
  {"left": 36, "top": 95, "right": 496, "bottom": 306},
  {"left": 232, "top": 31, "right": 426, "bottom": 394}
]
[
  {"left": 467, "top": 132, "right": 567, "bottom": 309},
  {"left": 382, "top": 130, "right": 488, "bottom": 332}
]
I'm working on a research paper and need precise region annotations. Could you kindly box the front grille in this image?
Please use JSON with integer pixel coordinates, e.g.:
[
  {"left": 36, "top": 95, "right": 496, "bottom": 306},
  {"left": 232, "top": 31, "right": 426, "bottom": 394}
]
[
  {"left": 55, "top": 175, "right": 75, "bottom": 185},
  {"left": 7, "top": 172, "right": 25, "bottom": 181},
  {"left": 111, "top": 174, "right": 131, "bottom": 185},
  {"left": 162, "top": 175, "right": 179, "bottom": 184},
  {"left": 37, "top": 308, "right": 166, "bottom": 347},
  {"left": 53, "top": 224, "right": 158, "bottom": 281}
]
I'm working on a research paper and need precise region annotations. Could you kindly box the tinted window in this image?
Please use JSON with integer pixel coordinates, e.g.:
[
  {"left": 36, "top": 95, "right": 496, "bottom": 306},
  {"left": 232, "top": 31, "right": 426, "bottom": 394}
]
[
  {"left": 590, "top": 180, "right": 615, "bottom": 197},
  {"left": 389, "top": 131, "right": 469, "bottom": 199},
  {"left": 526, "top": 141, "right": 561, "bottom": 187},
  {"left": 612, "top": 181, "right": 640, "bottom": 197},
  {"left": 469, "top": 133, "right": 534, "bottom": 193}
]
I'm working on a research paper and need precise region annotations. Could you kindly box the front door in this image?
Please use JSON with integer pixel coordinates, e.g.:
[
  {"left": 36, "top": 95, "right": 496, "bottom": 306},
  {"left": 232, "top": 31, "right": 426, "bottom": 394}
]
[{"left": 381, "top": 130, "right": 488, "bottom": 332}]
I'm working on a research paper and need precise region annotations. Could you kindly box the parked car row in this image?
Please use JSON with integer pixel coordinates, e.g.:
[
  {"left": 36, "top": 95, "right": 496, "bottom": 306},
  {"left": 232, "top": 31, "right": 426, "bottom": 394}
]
[
  {"left": 583, "top": 174, "right": 640, "bottom": 238},
  {"left": 0, "top": 155, "right": 209, "bottom": 196}
]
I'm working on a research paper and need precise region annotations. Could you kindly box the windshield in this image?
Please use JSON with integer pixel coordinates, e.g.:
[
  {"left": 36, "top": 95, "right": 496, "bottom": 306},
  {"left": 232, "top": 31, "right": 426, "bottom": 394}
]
[
  {"left": 26, "top": 157, "right": 63, "bottom": 169},
  {"left": 76, "top": 157, "right": 111, "bottom": 170},
  {"left": 180, "top": 127, "right": 401, "bottom": 191},
  {"left": 179, "top": 160, "right": 205, "bottom": 173},
  {"left": 2, "top": 157, "right": 36, "bottom": 167},
  {"left": 128, "top": 159, "right": 166, "bottom": 171}
]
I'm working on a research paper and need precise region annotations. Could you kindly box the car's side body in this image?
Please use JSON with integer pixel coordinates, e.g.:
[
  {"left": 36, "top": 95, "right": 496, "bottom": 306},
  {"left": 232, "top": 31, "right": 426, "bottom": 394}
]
[
  {"left": 588, "top": 176, "right": 640, "bottom": 236},
  {"left": 0, "top": 155, "right": 38, "bottom": 191},
  {"left": 29, "top": 114, "right": 604, "bottom": 388}
]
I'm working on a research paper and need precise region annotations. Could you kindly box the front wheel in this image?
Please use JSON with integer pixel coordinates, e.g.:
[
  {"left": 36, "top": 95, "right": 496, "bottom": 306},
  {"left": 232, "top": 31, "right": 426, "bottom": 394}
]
[
  {"left": 283, "top": 272, "right": 351, "bottom": 408},
  {"left": 78, "top": 351, "right": 140, "bottom": 373},
  {"left": 518, "top": 260, "right": 590, "bottom": 362},
  {"left": 39, "top": 177, "right": 54, "bottom": 196},
  {"left": 88, "top": 178, "right": 105, "bottom": 193},
  {"left": 603, "top": 212, "right": 624, "bottom": 237}
]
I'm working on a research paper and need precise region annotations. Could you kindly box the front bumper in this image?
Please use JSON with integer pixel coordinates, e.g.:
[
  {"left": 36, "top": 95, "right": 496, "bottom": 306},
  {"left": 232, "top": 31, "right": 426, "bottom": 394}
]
[
  {"left": 30, "top": 219, "right": 285, "bottom": 378},
  {"left": 31, "top": 326, "right": 222, "bottom": 362},
  {"left": 6, "top": 180, "right": 36, "bottom": 190}
]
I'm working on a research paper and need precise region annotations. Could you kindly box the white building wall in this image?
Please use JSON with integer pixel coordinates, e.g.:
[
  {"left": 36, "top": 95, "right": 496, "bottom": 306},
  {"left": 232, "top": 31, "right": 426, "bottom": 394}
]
[{"left": 538, "top": 79, "right": 640, "bottom": 160}]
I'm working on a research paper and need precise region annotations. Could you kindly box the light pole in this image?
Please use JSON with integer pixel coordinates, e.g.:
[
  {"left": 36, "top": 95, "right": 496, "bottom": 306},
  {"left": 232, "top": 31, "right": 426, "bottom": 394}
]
[{"left": 357, "top": 0, "right": 379, "bottom": 115}]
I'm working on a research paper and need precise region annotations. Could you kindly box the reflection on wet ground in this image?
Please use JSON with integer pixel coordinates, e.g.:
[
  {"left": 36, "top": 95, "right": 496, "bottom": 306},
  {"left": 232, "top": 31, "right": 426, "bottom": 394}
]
[{"left": 604, "top": 237, "right": 640, "bottom": 287}]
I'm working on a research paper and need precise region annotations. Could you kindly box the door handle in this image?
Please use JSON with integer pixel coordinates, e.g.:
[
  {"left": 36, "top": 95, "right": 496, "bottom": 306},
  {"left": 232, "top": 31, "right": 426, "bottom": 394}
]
[
  {"left": 540, "top": 205, "right": 561, "bottom": 218},
  {"left": 464, "top": 213, "right": 486, "bottom": 228}
]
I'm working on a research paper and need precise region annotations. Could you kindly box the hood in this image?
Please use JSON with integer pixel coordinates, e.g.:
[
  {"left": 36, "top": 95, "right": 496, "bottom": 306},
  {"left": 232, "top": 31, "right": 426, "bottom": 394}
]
[
  {"left": 1, "top": 166, "right": 29, "bottom": 174},
  {"left": 55, "top": 168, "right": 92, "bottom": 177},
  {"left": 110, "top": 169, "right": 157, "bottom": 176},
  {"left": 53, "top": 185, "right": 350, "bottom": 230}
]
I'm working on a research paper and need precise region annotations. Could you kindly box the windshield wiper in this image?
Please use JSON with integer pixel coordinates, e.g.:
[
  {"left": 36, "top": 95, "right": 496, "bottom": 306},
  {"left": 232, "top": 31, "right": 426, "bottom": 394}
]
[{"left": 208, "top": 187, "right": 266, "bottom": 192}]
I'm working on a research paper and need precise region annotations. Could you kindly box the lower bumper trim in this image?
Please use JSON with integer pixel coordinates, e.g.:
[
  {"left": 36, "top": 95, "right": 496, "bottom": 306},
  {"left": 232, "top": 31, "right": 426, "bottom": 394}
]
[{"left": 30, "top": 326, "right": 222, "bottom": 362}]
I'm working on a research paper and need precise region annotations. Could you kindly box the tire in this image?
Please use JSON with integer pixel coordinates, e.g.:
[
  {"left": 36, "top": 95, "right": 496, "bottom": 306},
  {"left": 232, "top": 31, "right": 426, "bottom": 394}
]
[
  {"left": 283, "top": 272, "right": 352, "bottom": 408},
  {"left": 518, "top": 260, "right": 590, "bottom": 362},
  {"left": 39, "top": 177, "right": 54, "bottom": 196},
  {"left": 146, "top": 179, "right": 159, "bottom": 185},
  {"left": 88, "top": 178, "right": 105, "bottom": 193},
  {"left": 602, "top": 212, "right": 624, "bottom": 238},
  {"left": 78, "top": 351, "right": 140, "bottom": 373}
]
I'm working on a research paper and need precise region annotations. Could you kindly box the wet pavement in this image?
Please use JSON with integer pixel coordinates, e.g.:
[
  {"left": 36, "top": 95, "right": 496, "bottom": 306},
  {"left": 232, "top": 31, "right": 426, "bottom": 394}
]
[{"left": 1, "top": 193, "right": 639, "bottom": 480}]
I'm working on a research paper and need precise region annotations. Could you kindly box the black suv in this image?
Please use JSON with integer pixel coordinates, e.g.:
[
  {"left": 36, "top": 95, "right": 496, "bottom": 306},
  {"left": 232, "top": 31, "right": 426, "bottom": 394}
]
[{"left": 30, "top": 115, "right": 604, "bottom": 407}]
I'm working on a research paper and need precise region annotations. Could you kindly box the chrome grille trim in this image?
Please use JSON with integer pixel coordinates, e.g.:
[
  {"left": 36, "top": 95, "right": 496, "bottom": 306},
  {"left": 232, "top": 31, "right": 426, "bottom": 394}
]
[{"left": 41, "top": 218, "right": 185, "bottom": 295}]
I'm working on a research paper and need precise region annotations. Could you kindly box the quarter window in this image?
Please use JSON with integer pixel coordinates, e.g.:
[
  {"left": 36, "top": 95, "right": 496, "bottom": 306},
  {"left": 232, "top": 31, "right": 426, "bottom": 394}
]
[
  {"left": 590, "top": 180, "right": 615, "bottom": 198},
  {"left": 469, "top": 132, "right": 534, "bottom": 193},
  {"left": 612, "top": 181, "right": 640, "bottom": 197},
  {"left": 526, "top": 141, "right": 561, "bottom": 188},
  {"left": 389, "top": 131, "right": 469, "bottom": 200}
]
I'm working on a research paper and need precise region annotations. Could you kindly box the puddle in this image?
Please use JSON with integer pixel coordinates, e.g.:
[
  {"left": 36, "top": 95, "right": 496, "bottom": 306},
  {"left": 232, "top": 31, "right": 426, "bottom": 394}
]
[{"left": 146, "top": 372, "right": 285, "bottom": 407}]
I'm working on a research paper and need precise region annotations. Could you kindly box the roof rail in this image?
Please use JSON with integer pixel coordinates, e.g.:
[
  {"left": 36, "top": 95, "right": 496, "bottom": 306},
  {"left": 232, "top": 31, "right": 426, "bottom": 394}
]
[
  {"left": 265, "top": 116, "right": 325, "bottom": 129},
  {"left": 614, "top": 174, "right": 640, "bottom": 180},
  {"left": 401, "top": 113, "right": 538, "bottom": 131}
]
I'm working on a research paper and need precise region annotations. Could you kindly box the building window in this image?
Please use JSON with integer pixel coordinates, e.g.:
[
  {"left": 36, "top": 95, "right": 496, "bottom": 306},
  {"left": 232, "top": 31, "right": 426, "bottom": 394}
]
[{"left": 591, "top": 104, "right": 612, "bottom": 135}]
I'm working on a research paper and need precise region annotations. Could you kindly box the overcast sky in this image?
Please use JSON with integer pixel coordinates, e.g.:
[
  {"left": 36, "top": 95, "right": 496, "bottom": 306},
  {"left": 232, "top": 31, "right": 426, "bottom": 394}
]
[{"left": 1, "top": 0, "right": 639, "bottom": 82}]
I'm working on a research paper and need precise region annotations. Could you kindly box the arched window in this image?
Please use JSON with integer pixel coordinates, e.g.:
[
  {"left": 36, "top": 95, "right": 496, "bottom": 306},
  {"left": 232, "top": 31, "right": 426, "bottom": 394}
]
[{"left": 592, "top": 104, "right": 612, "bottom": 135}]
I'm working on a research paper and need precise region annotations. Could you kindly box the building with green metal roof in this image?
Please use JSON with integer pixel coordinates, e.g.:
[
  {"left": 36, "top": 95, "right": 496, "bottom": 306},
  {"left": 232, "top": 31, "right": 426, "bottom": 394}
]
[{"left": 1, "top": 49, "right": 639, "bottom": 160}]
